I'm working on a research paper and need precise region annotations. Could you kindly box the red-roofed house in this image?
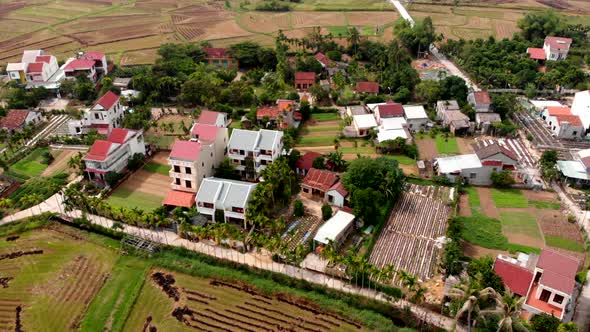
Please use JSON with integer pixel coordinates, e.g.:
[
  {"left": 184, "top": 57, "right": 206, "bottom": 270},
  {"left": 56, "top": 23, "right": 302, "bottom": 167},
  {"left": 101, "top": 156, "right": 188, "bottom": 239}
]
[
  {"left": 162, "top": 190, "right": 196, "bottom": 208},
  {"left": 190, "top": 123, "right": 229, "bottom": 167},
  {"left": 314, "top": 52, "right": 331, "bottom": 67},
  {"left": 544, "top": 36, "right": 572, "bottom": 61},
  {"left": 68, "top": 91, "right": 124, "bottom": 136},
  {"left": 356, "top": 81, "right": 379, "bottom": 94},
  {"left": 197, "top": 110, "right": 228, "bottom": 127},
  {"left": 301, "top": 168, "right": 338, "bottom": 198},
  {"left": 295, "top": 72, "right": 316, "bottom": 91},
  {"left": 494, "top": 249, "right": 581, "bottom": 321},
  {"left": 542, "top": 106, "right": 584, "bottom": 139},
  {"left": 84, "top": 128, "right": 145, "bottom": 184},
  {"left": 0, "top": 109, "right": 43, "bottom": 134},
  {"left": 325, "top": 180, "right": 348, "bottom": 207},
  {"left": 168, "top": 140, "right": 215, "bottom": 194},
  {"left": 295, "top": 152, "right": 322, "bottom": 176},
  {"left": 468, "top": 91, "right": 492, "bottom": 113},
  {"left": 80, "top": 51, "right": 108, "bottom": 74},
  {"left": 204, "top": 48, "right": 238, "bottom": 69},
  {"left": 64, "top": 58, "right": 97, "bottom": 82},
  {"left": 256, "top": 99, "right": 297, "bottom": 128},
  {"left": 375, "top": 101, "right": 404, "bottom": 124},
  {"left": 527, "top": 47, "right": 546, "bottom": 61}
]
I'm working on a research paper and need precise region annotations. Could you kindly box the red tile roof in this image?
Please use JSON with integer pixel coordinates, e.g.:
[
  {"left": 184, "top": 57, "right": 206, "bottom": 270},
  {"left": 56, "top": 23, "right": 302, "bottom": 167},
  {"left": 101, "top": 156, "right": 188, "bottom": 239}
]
[
  {"left": 295, "top": 152, "right": 322, "bottom": 172},
  {"left": 556, "top": 114, "right": 583, "bottom": 127},
  {"left": 473, "top": 91, "right": 491, "bottom": 104},
  {"left": 295, "top": 72, "right": 316, "bottom": 84},
  {"left": 27, "top": 62, "right": 44, "bottom": 73},
  {"left": 204, "top": 48, "right": 228, "bottom": 59},
  {"left": 163, "top": 190, "right": 196, "bottom": 208},
  {"left": 256, "top": 107, "right": 280, "bottom": 119},
  {"left": 191, "top": 123, "right": 220, "bottom": 142},
  {"left": 278, "top": 100, "right": 294, "bottom": 112},
  {"left": 328, "top": 180, "right": 348, "bottom": 197},
  {"left": 356, "top": 81, "right": 379, "bottom": 94},
  {"left": 170, "top": 140, "right": 201, "bottom": 161},
  {"left": 85, "top": 140, "right": 113, "bottom": 161},
  {"left": 0, "top": 110, "right": 29, "bottom": 130},
  {"left": 527, "top": 47, "right": 546, "bottom": 60},
  {"left": 198, "top": 110, "right": 222, "bottom": 126},
  {"left": 35, "top": 55, "right": 51, "bottom": 63},
  {"left": 314, "top": 52, "right": 330, "bottom": 66},
  {"left": 537, "top": 248, "right": 580, "bottom": 295},
  {"left": 107, "top": 128, "right": 130, "bottom": 144},
  {"left": 544, "top": 36, "right": 572, "bottom": 50},
  {"left": 64, "top": 59, "right": 95, "bottom": 71},
  {"left": 378, "top": 102, "right": 404, "bottom": 117},
  {"left": 493, "top": 259, "right": 534, "bottom": 296},
  {"left": 482, "top": 160, "right": 503, "bottom": 166},
  {"left": 547, "top": 106, "right": 571, "bottom": 116},
  {"left": 302, "top": 168, "right": 338, "bottom": 192},
  {"left": 95, "top": 91, "right": 119, "bottom": 110}
]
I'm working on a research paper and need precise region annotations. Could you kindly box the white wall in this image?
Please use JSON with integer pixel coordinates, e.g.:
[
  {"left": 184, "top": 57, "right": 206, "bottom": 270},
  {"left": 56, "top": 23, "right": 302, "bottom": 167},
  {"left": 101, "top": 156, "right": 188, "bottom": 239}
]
[{"left": 325, "top": 190, "right": 345, "bottom": 207}]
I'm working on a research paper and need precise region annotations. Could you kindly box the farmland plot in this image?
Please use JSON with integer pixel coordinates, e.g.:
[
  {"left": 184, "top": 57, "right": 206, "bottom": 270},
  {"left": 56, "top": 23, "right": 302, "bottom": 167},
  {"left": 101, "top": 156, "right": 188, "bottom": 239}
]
[{"left": 369, "top": 184, "right": 452, "bottom": 284}]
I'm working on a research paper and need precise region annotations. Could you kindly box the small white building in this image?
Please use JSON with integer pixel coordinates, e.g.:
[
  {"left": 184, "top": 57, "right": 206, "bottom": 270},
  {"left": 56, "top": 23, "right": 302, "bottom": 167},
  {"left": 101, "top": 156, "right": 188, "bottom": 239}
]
[
  {"left": 197, "top": 110, "right": 229, "bottom": 128},
  {"left": 541, "top": 106, "right": 584, "bottom": 139},
  {"left": 313, "top": 210, "right": 355, "bottom": 250},
  {"left": 571, "top": 90, "right": 590, "bottom": 136},
  {"left": 6, "top": 50, "right": 59, "bottom": 85},
  {"left": 434, "top": 154, "right": 486, "bottom": 185},
  {"left": 352, "top": 114, "right": 378, "bottom": 137},
  {"left": 68, "top": 91, "right": 125, "bottom": 136},
  {"left": 530, "top": 100, "right": 564, "bottom": 114},
  {"left": 195, "top": 177, "right": 257, "bottom": 228},
  {"left": 325, "top": 181, "right": 348, "bottom": 208},
  {"left": 475, "top": 112, "right": 502, "bottom": 133},
  {"left": 403, "top": 105, "right": 429, "bottom": 131},
  {"left": 227, "top": 129, "right": 283, "bottom": 179},
  {"left": 83, "top": 128, "right": 146, "bottom": 184},
  {"left": 543, "top": 36, "right": 572, "bottom": 61},
  {"left": 375, "top": 117, "right": 408, "bottom": 143}
]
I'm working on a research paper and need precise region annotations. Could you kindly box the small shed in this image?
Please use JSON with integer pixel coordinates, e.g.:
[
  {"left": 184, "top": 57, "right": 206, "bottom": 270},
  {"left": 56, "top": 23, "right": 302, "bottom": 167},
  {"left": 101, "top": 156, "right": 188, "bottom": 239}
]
[{"left": 313, "top": 210, "right": 355, "bottom": 250}]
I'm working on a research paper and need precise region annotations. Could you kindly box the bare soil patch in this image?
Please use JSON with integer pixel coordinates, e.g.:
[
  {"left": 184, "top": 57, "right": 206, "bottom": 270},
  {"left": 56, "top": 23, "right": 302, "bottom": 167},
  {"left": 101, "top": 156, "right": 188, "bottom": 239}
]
[
  {"left": 536, "top": 209, "right": 583, "bottom": 242},
  {"left": 505, "top": 233, "right": 544, "bottom": 248},
  {"left": 521, "top": 190, "right": 558, "bottom": 203},
  {"left": 462, "top": 241, "right": 507, "bottom": 258},
  {"left": 150, "top": 151, "right": 170, "bottom": 165},
  {"left": 456, "top": 137, "right": 474, "bottom": 154},
  {"left": 458, "top": 194, "right": 471, "bottom": 217},
  {"left": 42, "top": 149, "right": 76, "bottom": 177},
  {"left": 416, "top": 138, "right": 438, "bottom": 160},
  {"left": 476, "top": 187, "right": 499, "bottom": 218},
  {"left": 399, "top": 164, "right": 418, "bottom": 176},
  {"left": 120, "top": 170, "right": 169, "bottom": 198}
]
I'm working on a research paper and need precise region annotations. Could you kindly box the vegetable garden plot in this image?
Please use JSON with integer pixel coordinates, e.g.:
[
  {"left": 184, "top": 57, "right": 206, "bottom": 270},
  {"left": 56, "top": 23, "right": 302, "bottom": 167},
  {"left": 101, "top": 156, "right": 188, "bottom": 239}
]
[{"left": 369, "top": 184, "right": 451, "bottom": 284}]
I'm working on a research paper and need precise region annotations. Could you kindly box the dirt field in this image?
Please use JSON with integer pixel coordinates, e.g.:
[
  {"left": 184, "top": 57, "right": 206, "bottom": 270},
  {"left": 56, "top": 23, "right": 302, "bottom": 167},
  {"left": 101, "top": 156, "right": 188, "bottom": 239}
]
[
  {"left": 416, "top": 138, "right": 438, "bottom": 160},
  {"left": 462, "top": 242, "right": 507, "bottom": 258},
  {"left": 119, "top": 169, "right": 169, "bottom": 199},
  {"left": 458, "top": 195, "right": 471, "bottom": 217},
  {"left": 476, "top": 187, "right": 500, "bottom": 218},
  {"left": 41, "top": 149, "right": 78, "bottom": 177},
  {"left": 151, "top": 151, "right": 170, "bottom": 165}
]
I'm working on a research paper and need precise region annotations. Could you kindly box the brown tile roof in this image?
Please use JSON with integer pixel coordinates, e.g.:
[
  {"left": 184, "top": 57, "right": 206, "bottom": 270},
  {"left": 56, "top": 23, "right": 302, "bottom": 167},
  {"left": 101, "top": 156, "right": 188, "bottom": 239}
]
[
  {"left": 356, "top": 81, "right": 379, "bottom": 94},
  {"left": 0, "top": 110, "right": 29, "bottom": 130},
  {"left": 295, "top": 72, "right": 316, "bottom": 84},
  {"left": 473, "top": 143, "right": 517, "bottom": 161},
  {"left": 473, "top": 91, "right": 491, "bottom": 104},
  {"left": 378, "top": 101, "right": 404, "bottom": 117},
  {"left": 295, "top": 152, "right": 322, "bottom": 172},
  {"left": 302, "top": 168, "right": 338, "bottom": 192},
  {"left": 544, "top": 36, "right": 572, "bottom": 50}
]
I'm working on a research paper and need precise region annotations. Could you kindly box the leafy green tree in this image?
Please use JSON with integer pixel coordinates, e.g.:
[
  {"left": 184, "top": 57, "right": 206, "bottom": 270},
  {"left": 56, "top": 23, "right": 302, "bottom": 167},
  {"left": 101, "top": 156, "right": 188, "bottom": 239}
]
[
  {"left": 312, "top": 156, "right": 326, "bottom": 169},
  {"left": 214, "top": 158, "right": 241, "bottom": 180},
  {"left": 491, "top": 94, "right": 517, "bottom": 119},
  {"left": 447, "top": 278, "right": 497, "bottom": 332},
  {"left": 347, "top": 26, "right": 361, "bottom": 55},
  {"left": 440, "top": 76, "right": 468, "bottom": 104},
  {"left": 518, "top": 11, "right": 562, "bottom": 41},
  {"left": 558, "top": 322, "right": 579, "bottom": 332},
  {"left": 530, "top": 314, "right": 561, "bottom": 332},
  {"left": 481, "top": 290, "right": 526, "bottom": 332},
  {"left": 352, "top": 188, "right": 382, "bottom": 224},
  {"left": 466, "top": 256, "right": 505, "bottom": 291},
  {"left": 490, "top": 170, "right": 515, "bottom": 188},
  {"left": 415, "top": 80, "right": 441, "bottom": 104},
  {"left": 394, "top": 17, "right": 441, "bottom": 55},
  {"left": 293, "top": 200, "right": 304, "bottom": 217},
  {"left": 321, "top": 203, "right": 332, "bottom": 221}
]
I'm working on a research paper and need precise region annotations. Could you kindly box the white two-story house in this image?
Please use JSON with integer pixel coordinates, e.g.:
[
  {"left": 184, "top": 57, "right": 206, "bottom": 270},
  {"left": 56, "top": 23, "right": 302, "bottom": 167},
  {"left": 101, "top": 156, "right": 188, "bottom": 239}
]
[
  {"left": 84, "top": 128, "right": 146, "bottom": 184},
  {"left": 195, "top": 177, "right": 257, "bottom": 228},
  {"left": 227, "top": 129, "right": 283, "bottom": 180},
  {"left": 68, "top": 91, "right": 125, "bottom": 136}
]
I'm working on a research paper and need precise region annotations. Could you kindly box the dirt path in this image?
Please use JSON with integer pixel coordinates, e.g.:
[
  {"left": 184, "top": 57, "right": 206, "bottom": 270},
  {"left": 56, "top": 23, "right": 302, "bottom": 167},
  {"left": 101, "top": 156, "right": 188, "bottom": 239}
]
[
  {"left": 42, "top": 150, "right": 76, "bottom": 177},
  {"left": 476, "top": 187, "right": 500, "bottom": 218},
  {"left": 416, "top": 138, "right": 438, "bottom": 160},
  {"left": 458, "top": 195, "right": 471, "bottom": 217},
  {"left": 456, "top": 137, "right": 474, "bottom": 154}
]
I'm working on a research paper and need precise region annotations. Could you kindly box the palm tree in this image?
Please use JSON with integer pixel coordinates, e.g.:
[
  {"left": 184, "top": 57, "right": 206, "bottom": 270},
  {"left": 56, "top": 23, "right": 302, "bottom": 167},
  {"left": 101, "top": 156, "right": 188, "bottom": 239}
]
[
  {"left": 446, "top": 278, "right": 497, "bottom": 332},
  {"left": 347, "top": 26, "right": 360, "bottom": 56},
  {"left": 326, "top": 151, "right": 346, "bottom": 172},
  {"left": 480, "top": 290, "right": 526, "bottom": 332}
]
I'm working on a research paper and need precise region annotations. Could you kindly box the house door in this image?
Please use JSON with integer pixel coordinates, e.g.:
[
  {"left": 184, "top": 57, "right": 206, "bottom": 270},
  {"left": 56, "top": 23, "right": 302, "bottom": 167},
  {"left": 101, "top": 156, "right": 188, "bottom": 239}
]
[{"left": 540, "top": 289, "right": 551, "bottom": 302}]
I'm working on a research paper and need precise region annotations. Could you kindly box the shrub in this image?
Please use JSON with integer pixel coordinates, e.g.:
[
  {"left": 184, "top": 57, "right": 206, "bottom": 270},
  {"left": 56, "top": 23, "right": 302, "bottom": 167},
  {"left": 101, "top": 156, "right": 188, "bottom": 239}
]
[
  {"left": 293, "top": 200, "right": 304, "bottom": 217},
  {"left": 490, "top": 170, "right": 515, "bottom": 188},
  {"left": 105, "top": 171, "right": 124, "bottom": 187},
  {"left": 326, "top": 50, "right": 342, "bottom": 61},
  {"left": 321, "top": 203, "right": 332, "bottom": 221},
  {"left": 42, "top": 151, "right": 54, "bottom": 165},
  {"left": 568, "top": 214, "right": 577, "bottom": 223}
]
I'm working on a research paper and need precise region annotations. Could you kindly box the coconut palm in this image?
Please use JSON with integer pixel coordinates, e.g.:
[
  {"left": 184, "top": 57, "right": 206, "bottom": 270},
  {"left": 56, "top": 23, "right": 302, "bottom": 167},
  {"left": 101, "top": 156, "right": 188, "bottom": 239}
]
[
  {"left": 326, "top": 151, "right": 346, "bottom": 172},
  {"left": 480, "top": 290, "right": 526, "bottom": 332},
  {"left": 447, "top": 278, "right": 497, "bottom": 332}
]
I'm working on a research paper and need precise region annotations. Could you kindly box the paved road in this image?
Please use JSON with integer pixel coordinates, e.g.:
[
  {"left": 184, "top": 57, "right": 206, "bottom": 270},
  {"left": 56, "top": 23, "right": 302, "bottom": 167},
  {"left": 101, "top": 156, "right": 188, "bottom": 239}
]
[
  {"left": 0, "top": 186, "right": 464, "bottom": 332},
  {"left": 391, "top": 0, "right": 480, "bottom": 91}
]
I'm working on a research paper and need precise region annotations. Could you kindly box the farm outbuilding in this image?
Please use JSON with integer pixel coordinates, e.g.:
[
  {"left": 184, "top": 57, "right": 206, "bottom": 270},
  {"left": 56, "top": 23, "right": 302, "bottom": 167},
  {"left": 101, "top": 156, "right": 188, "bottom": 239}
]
[{"left": 313, "top": 210, "right": 355, "bottom": 250}]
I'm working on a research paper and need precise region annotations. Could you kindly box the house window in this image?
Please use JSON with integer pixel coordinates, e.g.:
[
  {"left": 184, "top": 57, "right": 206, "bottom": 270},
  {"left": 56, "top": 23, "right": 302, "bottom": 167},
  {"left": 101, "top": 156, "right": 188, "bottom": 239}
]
[
  {"left": 175, "top": 178, "right": 180, "bottom": 185},
  {"left": 303, "top": 188, "right": 309, "bottom": 193},
  {"left": 202, "top": 162, "right": 204, "bottom": 167},
  {"left": 174, "top": 165, "right": 180, "bottom": 173},
  {"left": 328, "top": 195, "right": 333, "bottom": 202},
  {"left": 203, "top": 202, "right": 214, "bottom": 209},
  {"left": 232, "top": 207, "right": 244, "bottom": 213},
  {"left": 469, "top": 173, "right": 476, "bottom": 179},
  {"left": 94, "top": 113, "right": 100, "bottom": 120},
  {"left": 185, "top": 167, "right": 191, "bottom": 174},
  {"left": 185, "top": 180, "right": 192, "bottom": 188},
  {"left": 573, "top": 131, "right": 578, "bottom": 136},
  {"left": 553, "top": 294, "right": 564, "bottom": 304}
]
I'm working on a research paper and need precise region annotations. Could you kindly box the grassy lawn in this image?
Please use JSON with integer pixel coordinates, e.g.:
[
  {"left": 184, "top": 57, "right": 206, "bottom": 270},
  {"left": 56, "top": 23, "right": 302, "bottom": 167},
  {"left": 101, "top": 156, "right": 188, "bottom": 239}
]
[
  {"left": 143, "top": 161, "right": 169, "bottom": 175},
  {"left": 305, "top": 125, "right": 340, "bottom": 133},
  {"left": 10, "top": 147, "right": 50, "bottom": 177},
  {"left": 490, "top": 188, "right": 529, "bottom": 208},
  {"left": 312, "top": 113, "right": 340, "bottom": 122},
  {"left": 459, "top": 215, "right": 540, "bottom": 254},
  {"left": 107, "top": 187, "right": 163, "bottom": 211},
  {"left": 499, "top": 212, "right": 542, "bottom": 239},
  {"left": 339, "top": 146, "right": 376, "bottom": 155},
  {"left": 464, "top": 186, "right": 481, "bottom": 214},
  {"left": 545, "top": 236, "right": 586, "bottom": 252},
  {"left": 529, "top": 200, "right": 561, "bottom": 210},
  {"left": 145, "top": 134, "right": 176, "bottom": 149},
  {"left": 297, "top": 135, "right": 336, "bottom": 146},
  {"left": 81, "top": 256, "right": 149, "bottom": 332},
  {"left": 383, "top": 154, "right": 415, "bottom": 165},
  {"left": 434, "top": 134, "right": 459, "bottom": 155}
]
